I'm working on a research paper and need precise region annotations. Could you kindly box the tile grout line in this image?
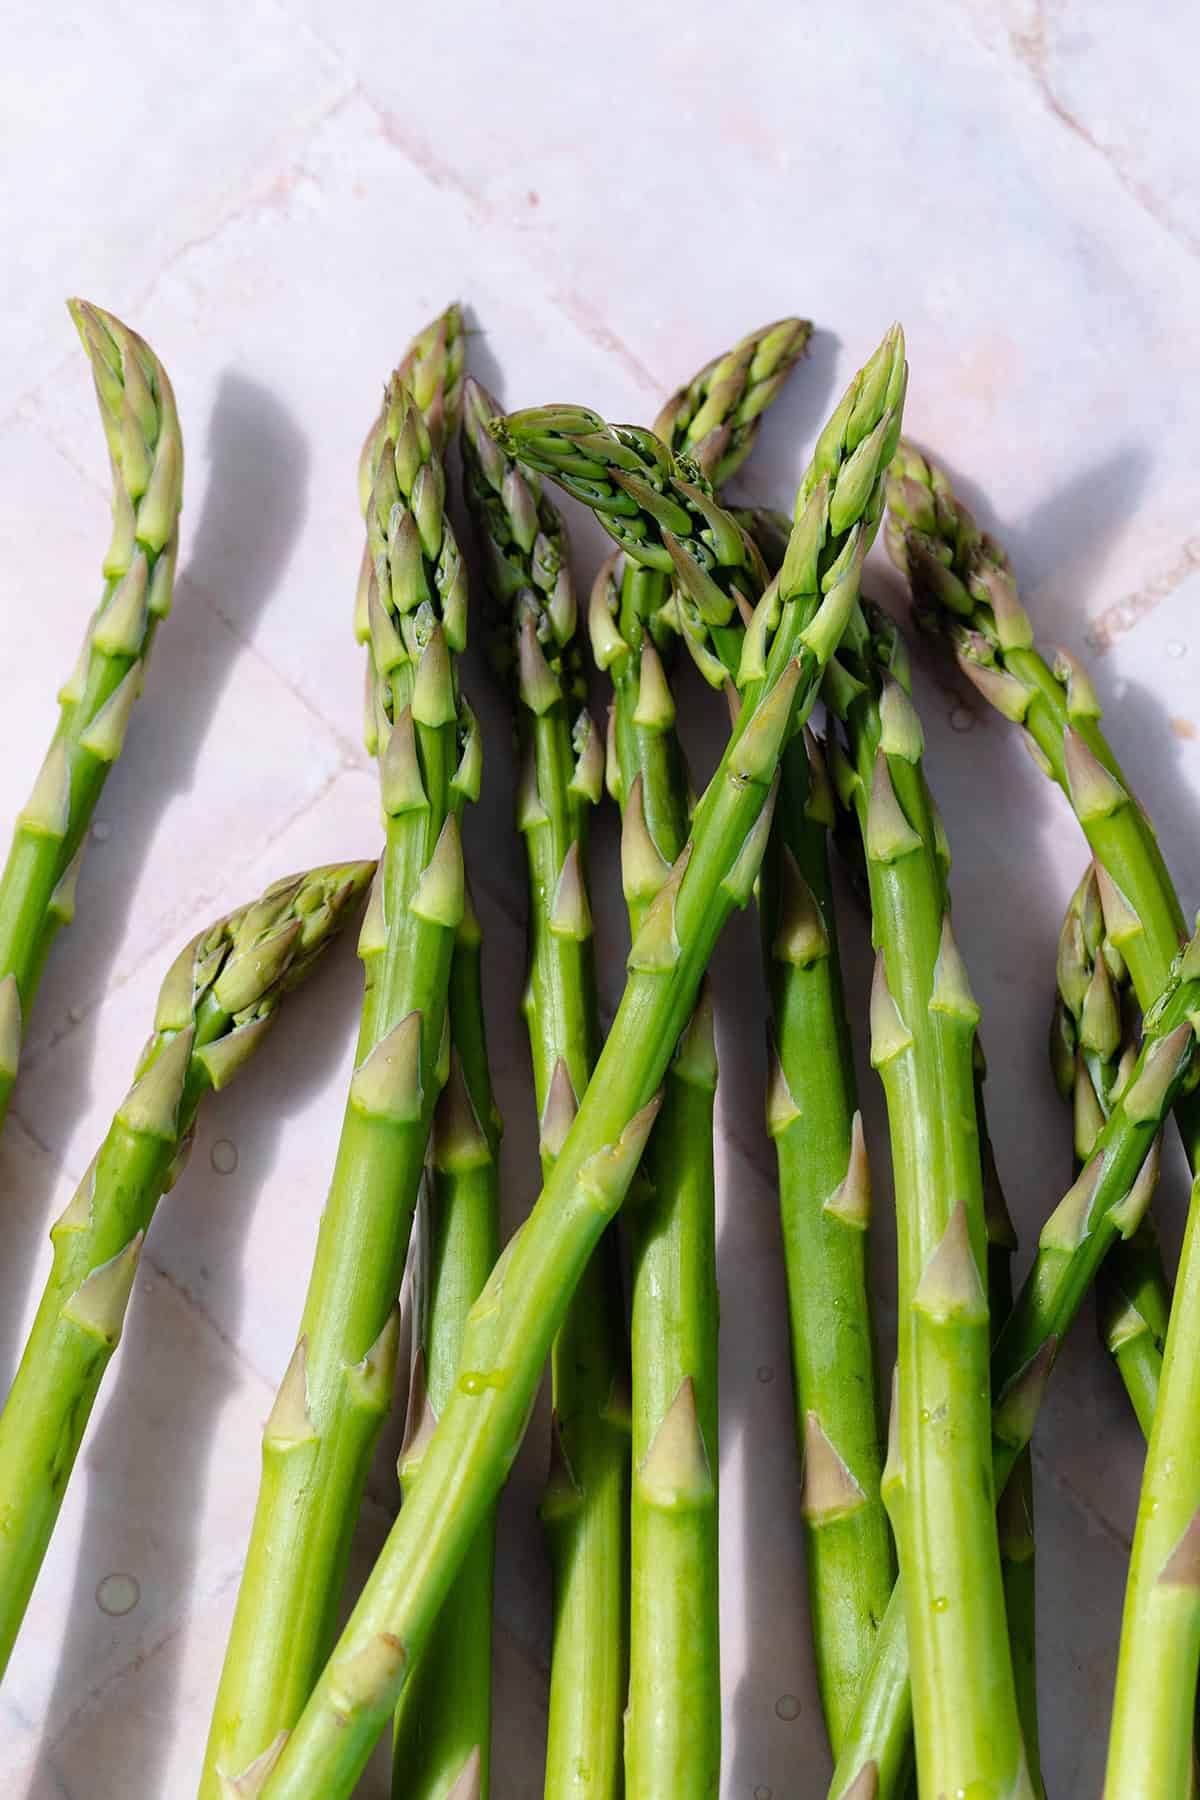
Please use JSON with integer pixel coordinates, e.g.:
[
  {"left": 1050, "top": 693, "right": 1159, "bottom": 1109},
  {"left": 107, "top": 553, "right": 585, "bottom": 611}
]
[{"left": 971, "top": 0, "right": 1200, "bottom": 273}]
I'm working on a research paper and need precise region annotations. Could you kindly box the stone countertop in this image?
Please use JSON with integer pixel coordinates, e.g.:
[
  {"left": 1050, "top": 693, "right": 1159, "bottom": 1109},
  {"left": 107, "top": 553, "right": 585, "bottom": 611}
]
[{"left": 2, "top": 2, "right": 1198, "bottom": 1793}]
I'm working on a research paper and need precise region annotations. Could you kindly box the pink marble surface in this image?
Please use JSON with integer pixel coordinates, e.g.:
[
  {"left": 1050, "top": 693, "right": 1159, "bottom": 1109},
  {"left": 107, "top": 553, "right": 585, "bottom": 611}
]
[{"left": 3, "top": 2, "right": 1199, "bottom": 1793}]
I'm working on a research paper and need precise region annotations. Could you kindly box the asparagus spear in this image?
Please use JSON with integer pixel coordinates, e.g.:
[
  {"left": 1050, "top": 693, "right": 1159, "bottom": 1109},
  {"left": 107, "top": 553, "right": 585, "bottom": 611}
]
[
  {"left": 1052, "top": 865, "right": 1172, "bottom": 1427},
  {"left": 883, "top": 449, "right": 1200, "bottom": 1796},
  {"left": 827, "top": 600, "right": 1025, "bottom": 1796},
  {"left": 593, "top": 319, "right": 808, "bottom": 1792},
  {"left": 462, "top": 377, "right": 630, "bottom": 1800},
  {"left": 829, "top": 919, "right": 1200, "bottom": 1798},
  {"left": 0, "top": 858, "right": 372, "bottom": 1675},
  {"left": 1107, "top": 1167, "right": 1200, "bottom": 1799},
  {"left": 200, "top": 309, "right": 473, "bottom": 1795},
  {"left": 591, "top": 548, "right": 721, "bottom": 1796},
  {"left": 252, "top": 326, "right": 908, "bottom": 1800},
  {"left": 977, "top": 1055, "right": 1043, "bottom": 1795},
  {"left": 392, "top": 888, "right": 501, "bottom": 1800},
  {"left": 597, "top": 332, "right": 895, "bottom": 1753},
  {"left": 0, "top": 301, "right": 183, "bottom": 1133},
  {"left": 884, "top": 445, "right": 1197, "bottom": 1152},
  {"left": 653, "top": 316, "right": 812, "bottom": 485}
]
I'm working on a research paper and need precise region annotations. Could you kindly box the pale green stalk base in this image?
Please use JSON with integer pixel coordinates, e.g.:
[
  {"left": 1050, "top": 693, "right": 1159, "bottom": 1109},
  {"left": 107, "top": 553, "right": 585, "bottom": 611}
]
[{"left": 1106, "top": 1179, "right": 1200, "bottom": 1800}]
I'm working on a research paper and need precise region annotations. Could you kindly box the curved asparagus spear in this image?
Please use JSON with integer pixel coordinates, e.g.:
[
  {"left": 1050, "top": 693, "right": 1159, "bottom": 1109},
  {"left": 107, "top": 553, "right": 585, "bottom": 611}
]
[
  {"left": 828, "top": 926, "right": 1200, "bottom": 1797},
  {"left": 0, "top": 301, "right": 183, "bottom": 1132},
  {"left": 462, "top": 378, "right": 629, "bottom": 1800},
  {"left": 201, "top": 308, "right": 475, "bottom": 1795},
  {"left": 0, "top": 858, "right": 371, "bottom": 1675},
  {"left": 591, "top": 547, "right": 721, "bottom": 1799},
  {"left": 1052, "top": 865, "right": 1172, "bottom": 1427},
  {"left": 392, "top": 889, "right": 501, "bottom": 1800},
  {"left": 885, "top": 446, "right": 1198, "bottom": 1157},
  {"left": 253, "top": 326, "right": 908, "bottom": 1800}
]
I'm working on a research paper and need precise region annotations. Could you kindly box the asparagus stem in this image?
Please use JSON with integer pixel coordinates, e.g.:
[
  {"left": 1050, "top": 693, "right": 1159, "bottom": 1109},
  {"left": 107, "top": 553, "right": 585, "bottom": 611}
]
[
  {"left": 599, "top": 318, "right": 808, "bottom": 1793},
  {"left": 980, "top": 1080, "right": 1043, "bottom": 1797},
  {"left": 462, "top": 377, "right": 629, "bottom": 1800},
  {"left": 593, "top": 555, "right": 720, "bottom": 1793},
  {"left": 0, "top": 301, "right": 183, "bottom": 1133},
  {"left": 1106, "top": 1171, "right": 1200, "bottom": 1799},
  {"left": 392, "top": 891, "right": 501, "bottom": 1800},
  {"left": 252, "top": 327, "right": 909, "bottom": 1800},
  {"left": 599, "top": 318, "right": 889, "bottom": 1759},
  {"left": 828, "top": 602, "right": 1025, "bottom": 1797},
  {"left": 887, "top": 455, "right": 1200, "bottom": 1793},
  {"left": 1097, "top": 1234, "right": 1168, "bottom": 1437},
  {"left": 200, "top": 309, "right": 472, "bottom": 1794},
  {"left": 0, "top": 860, "right": 371, "bottom": 1676},
  {"left": 829, "top": 932, "right": 1200, "bottom": 1798},
  {"left": 885, "top": 447, "right": 1197, "bottom": 1156},
  {"left": 761, "top": 727, "right": 894, "bottom": 1753}
]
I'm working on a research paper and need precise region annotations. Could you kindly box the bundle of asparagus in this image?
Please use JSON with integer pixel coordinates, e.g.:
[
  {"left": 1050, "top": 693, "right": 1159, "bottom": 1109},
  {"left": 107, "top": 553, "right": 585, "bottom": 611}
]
[{"left": 5, "top": 290, "right": 1199, "bottom": 1800}]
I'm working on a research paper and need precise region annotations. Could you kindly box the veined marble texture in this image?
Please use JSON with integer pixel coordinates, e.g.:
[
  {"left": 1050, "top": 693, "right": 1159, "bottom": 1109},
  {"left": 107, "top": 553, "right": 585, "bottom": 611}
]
[{"left": 1, "top": 2, "right": 1198, "bottom": 1794}]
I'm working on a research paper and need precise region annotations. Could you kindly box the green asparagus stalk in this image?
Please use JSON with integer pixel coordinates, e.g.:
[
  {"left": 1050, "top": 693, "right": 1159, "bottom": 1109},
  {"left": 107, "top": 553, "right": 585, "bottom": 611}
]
[
  {"left": 824, "top": 600, "right": 1025, "bottom": 1797},
  {"left": 0, "top": 301, "right": 183, "bottom": 1133},
  {"left": 590, "top": 550, "right": 721, "bottom": 1795},
  {"left": 600, "top": 317, "right": 891, "bottom": 1760},
  {"left": 761, "top": 723, "right": 895, "bottom": 1758},
  {"left": 392, "top": 887, "right": 501, "bottom": 1800},
  {"left": 592, "top": 318, "right": 809, "bottom": 1792},
  {"left": 462, "top": 377, "right": 630, "bottom": 1800},
  {"left": 200, "top": 308, "right": 473, "bottom": 1795},
  {"left": 252, "top": 326, "right": 909, "bottom": 1800},
  {"left": 0, "top": 858, "right": 372, "bottom": 1676},
  {"left": 885, "top": 447, "right": 1200, "bottom": 1798},
  {"left": 594, "top": 385, "right": 896, "bottom": 1752},
  {"left": 1096, "top": 1227, "right": 1170, "bottom": 1438},
  {"left": 977, "top": 1058, "right": 1043, "bottom": 1795},
  {"left": 828, "top": 931, "right": 1200, "bottom": 1799},
  {"left": 885, "top": 445, "right": 1196, "bottom": 1152},
  {"left": 1106, "top": 1166, "right": 1200, "bottom": 1799},
  {"left": 1052, "top": 865, "right": 1172, "bottom": 1428}
]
